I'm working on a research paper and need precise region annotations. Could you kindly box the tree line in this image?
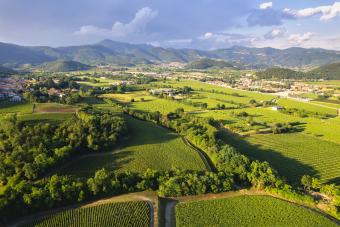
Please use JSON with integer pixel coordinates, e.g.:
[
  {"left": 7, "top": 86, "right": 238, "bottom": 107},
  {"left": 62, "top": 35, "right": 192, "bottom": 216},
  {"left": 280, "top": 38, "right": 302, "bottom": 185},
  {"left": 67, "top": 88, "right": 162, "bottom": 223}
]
[{"left": 0, "top": 108, "right": 127, "bottom": 184}]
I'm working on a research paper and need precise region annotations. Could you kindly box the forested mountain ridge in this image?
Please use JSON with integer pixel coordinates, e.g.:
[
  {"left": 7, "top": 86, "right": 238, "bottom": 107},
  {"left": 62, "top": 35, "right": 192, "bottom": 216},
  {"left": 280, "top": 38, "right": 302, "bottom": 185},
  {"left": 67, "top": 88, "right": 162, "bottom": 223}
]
[
  {"left": 1, "top": 40, "right": 340, "bottom": 68},
  {"left": 38, "top": 59, "right": 92, "bottom": 72},
  {"left": 256, "top": 62, "right": 340, "bottom": 80}
]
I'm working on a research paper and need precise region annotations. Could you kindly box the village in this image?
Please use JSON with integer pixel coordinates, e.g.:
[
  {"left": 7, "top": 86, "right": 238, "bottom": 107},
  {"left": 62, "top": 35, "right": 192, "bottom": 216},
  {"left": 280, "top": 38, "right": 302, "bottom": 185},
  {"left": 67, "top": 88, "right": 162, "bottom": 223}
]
[{"left": 206, "top": 74, "right": 340, "bottom": 102}]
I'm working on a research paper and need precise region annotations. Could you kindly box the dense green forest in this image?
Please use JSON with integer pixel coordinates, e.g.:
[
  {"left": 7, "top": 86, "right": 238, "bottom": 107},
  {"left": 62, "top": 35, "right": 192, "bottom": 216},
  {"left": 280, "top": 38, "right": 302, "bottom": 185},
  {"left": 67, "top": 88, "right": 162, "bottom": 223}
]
[
  {"left": 186, "top": 58, "right": 236, "bottom": 70},
  {"left": 256, "top": 63, "right": 340, "bottom": 80}
]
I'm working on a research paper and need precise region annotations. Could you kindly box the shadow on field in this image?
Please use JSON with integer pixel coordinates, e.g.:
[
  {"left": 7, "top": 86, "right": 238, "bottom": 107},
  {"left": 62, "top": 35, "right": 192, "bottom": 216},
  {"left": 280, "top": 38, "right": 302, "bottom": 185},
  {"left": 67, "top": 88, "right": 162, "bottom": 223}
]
[
  {"left": 59, "top": 150, "right": 135, "bottom": 177},
  {"left": 325, "top": 177, "right": 340, "bottom": 185},
  {"left": 120, "top": 115, "right": 179, "bottom": 147},
  {"left": 218, "top": 131, "right": 319, "bottom": 186}
]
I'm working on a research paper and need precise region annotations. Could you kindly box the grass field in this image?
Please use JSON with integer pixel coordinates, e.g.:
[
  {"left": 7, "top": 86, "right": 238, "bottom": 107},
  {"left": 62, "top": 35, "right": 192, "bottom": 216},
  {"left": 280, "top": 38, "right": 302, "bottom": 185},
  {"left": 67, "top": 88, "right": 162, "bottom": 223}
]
[
  {"left": 18, "top": 113, "right": 73, "bottom": 125},
  {"left": 225, "top": 133, "right": 340, "bottom": 185},
  {"left": 0, "top": 102, "right": 33, "bottom": 114},
  {"left": 312, "top": 99, "right": 340, "bottom": 109},
  {"left": 176, "top": 195, "right": 338, "bottom": 226},
  {"left": 102, "top": 92, "right": 198, "bottom": 114},
  {"left": 22, "top": 201, "right": 150, "bottom": 227},
  {"left": 277, "top": 98, "right": 337, "bottom": 115},
  {"left": 60, "top": 116, "right": 207, "bottom": 176},
  {"left": 197, "top": 107, "right": 340, "bottom": 144},
  {"left": 154, "top": 80, "right": 275, "bottom": 102},
  {"left": 33, "top": 103, "right": 77, "bottom": 113}
]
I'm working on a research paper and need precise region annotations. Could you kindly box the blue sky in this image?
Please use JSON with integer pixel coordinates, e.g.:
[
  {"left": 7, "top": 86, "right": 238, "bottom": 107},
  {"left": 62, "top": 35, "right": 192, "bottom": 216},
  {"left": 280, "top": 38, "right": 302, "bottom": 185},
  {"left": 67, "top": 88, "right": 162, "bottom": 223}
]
[{"left": 1, "top": 0, "right": 340, "bottom": 50}]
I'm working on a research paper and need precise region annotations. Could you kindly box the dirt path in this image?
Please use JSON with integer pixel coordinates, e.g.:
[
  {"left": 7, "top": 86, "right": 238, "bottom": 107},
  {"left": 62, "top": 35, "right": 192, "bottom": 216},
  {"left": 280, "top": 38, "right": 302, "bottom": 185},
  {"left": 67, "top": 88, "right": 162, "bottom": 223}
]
[
  {"left": 181, "top": 137, "right": 215, "bottom": 172},
  {"left": 164, "top": 200, "right": 177, "bottom": 227}
]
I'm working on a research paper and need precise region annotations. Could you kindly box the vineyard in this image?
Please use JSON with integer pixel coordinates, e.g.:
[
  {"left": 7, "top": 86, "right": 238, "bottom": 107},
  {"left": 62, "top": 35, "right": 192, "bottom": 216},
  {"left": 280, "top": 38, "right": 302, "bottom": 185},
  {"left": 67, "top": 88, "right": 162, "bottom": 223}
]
[
  {"left": 21, "top": 201, "right": 150, "bottom": 227},
  {"left": 60, "top": 116, "right": 207, "bottom": 176},
  {"left": 175, "top": 195, "right": 338, "bottom": 226},
  {"left": 229, "top": 133, "right": 340, "bottom": 184}
]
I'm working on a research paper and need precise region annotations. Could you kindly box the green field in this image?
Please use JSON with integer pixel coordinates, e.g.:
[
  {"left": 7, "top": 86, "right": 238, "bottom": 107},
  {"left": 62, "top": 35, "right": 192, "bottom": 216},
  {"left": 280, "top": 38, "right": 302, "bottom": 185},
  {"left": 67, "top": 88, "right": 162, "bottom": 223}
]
[
  {"left": 102, "top": 92, "right": 198, "bottom": 114},
  {"left": 277, "top": 98, "right": 337, "bottom": 115},
  {"left": 176, "top": 195, "right": 337, "bottom": 227},
  {"left": 33, "top": 103, "right": 76, "bottom": 113},
  {"left": 21, "top": 201, "right": 150, "bottom": 227},
  {"left": 154, "top": 80, "right": 275, "bottom": 102},
  {"left": 18, "top": 113, "right": 73, "bottom": 125},
  {"left": 226, "top": 133, "right": 340, "bottom": 185},
  {"left": 60, "top": 116, "right": 207, "bottom": 176},
  {"left": 0, "top": 102, "right": 34, "bottom": 114},
  {"left": 197, "top": 107, "right": 340, "bottom": 144}
]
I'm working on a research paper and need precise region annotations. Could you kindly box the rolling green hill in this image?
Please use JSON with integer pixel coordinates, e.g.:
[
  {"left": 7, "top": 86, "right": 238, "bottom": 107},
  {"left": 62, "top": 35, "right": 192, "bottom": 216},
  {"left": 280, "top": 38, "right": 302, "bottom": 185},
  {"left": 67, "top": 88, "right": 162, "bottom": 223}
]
[
  {"left": 256, "top": 67, "right": 306, "bottom": 79},
  {"left": 38, "top": 59, "right": 91, "bottom": 72},
  {"left": 186, "top": 58, "right": 236, "bottom": 70},
  {"left": 2, "top": 40, "right": 340, "bottom": 68},
  {"left": 310, "top": 62, "right": 340, "bottom": 80},
  {"left": 0, "top": 65, "right": 15, "bottom": 75}
]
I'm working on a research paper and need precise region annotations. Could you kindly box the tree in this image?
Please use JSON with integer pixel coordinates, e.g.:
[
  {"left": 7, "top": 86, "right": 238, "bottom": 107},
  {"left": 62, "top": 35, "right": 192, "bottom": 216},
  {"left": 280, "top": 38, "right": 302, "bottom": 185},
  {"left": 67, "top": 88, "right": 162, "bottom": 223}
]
[{"left": 301, "top": 175, "right": 312, "bottom": 191}]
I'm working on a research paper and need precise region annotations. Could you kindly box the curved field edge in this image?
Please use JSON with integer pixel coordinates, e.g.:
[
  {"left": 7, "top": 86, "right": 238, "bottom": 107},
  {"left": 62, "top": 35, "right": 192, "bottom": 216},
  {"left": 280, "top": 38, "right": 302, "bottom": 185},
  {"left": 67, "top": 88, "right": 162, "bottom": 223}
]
[
  {"left": 59, "top": 116, "right": 208, "bottom": 177},
  {"left": 175, "top": 194, "right": 339, "bottom": 227}
]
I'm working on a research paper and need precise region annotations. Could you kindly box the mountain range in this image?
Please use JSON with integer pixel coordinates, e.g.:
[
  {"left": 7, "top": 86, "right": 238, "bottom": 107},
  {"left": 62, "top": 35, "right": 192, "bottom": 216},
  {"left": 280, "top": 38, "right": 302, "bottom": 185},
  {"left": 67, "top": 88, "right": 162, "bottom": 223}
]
[{"left": 1, "top": 39, "right": 340, "bottom": 69}]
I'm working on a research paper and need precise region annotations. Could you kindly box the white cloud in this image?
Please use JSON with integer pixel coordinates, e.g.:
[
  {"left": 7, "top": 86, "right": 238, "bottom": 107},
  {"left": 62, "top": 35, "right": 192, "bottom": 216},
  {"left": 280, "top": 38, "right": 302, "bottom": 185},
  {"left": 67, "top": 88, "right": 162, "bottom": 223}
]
[
  {"left": 259, "top": 2, "right": 273, "bottom": 10},
  {"left": 264, "top": 27, "right": 286, "bottom": 39},
  {"left": 288, "top": 32, "right": 314, "bottom": 44},
  {"left": 196, "top": 32, "right": 256, "bottom": 49},
  {"left": 284, "top": 2, "right": 340, "bottom": 21},
  {"left": 75, "top": 7, "right": 158, "bottom": 37}
]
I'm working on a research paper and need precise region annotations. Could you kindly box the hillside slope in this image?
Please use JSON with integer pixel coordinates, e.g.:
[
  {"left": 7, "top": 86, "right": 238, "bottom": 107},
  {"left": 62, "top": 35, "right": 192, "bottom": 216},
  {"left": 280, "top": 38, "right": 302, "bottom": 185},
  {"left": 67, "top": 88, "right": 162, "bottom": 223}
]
[
  {"left": 38, "top": 60, "right": 91, "bottom": 72},
  {"left": 310, "top": 62, "right": 340, "bottom": 80},
  {"left": 186, "top": 58, "right": 236, "bottom": 70},
  {"left": 1, "top": 40, "right": 340, "bottom": 68}
]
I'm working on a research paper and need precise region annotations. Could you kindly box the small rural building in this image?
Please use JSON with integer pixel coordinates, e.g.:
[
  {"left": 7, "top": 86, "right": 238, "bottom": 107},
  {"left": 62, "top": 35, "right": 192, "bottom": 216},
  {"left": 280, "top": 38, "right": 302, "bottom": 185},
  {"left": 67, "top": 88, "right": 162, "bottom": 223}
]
[
  {"left": 149, "top": 88, "right": 177, "bottom": 96},
  {"left": 271, "top": 106, "right": 284, "bottom": 111}
]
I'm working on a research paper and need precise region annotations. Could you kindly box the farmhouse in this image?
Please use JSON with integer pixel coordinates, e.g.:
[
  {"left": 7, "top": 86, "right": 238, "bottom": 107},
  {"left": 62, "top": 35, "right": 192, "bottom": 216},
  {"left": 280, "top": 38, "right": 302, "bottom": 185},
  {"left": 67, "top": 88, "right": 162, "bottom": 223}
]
[{"left": 271, "top": 106, "right": 284, "bottom": 111}]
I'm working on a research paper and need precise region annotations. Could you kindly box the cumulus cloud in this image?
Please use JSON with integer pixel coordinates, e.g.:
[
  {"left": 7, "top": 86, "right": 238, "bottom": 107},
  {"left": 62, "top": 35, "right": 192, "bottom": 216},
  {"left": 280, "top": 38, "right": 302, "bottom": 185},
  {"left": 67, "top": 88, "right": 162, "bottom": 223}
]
[
  {"left": 259, "top": 2, "right": 273, "bottom": 10},
  {"left": 75, "top": 7, "right": 158, "bottom": 37},
  {"left": 264, "top": 27, "right": 286, "bottom": 39},
  {"left": 248, "top": 2, "right": 340, "bottom": 27},
  {"left": 288, "top": 32, "right": 313, "bottom": 44},
  {"left": 284, "top": 2, "right": 340, "bottom": 21},
  {"left": 194, "top": 32, "right": 256, "bottom": 49}
]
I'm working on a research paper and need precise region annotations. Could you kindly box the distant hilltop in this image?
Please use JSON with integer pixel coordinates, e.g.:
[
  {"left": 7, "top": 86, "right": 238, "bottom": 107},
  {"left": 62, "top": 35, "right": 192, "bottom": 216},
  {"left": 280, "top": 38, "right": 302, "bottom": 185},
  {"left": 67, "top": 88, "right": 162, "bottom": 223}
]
[{"left": 1, "top": 39, "right": 340, "bottom": 69}]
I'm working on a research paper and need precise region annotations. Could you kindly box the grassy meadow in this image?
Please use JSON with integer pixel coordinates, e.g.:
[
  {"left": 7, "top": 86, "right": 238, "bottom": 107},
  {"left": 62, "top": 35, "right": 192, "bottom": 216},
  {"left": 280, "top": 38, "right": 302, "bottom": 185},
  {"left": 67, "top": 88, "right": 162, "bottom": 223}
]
[
  {"left": 0, "top": 102, "right": 34, "bottom": 114},
  {"left": 176, "top": 195, "right": 338, "bottom": 226}
]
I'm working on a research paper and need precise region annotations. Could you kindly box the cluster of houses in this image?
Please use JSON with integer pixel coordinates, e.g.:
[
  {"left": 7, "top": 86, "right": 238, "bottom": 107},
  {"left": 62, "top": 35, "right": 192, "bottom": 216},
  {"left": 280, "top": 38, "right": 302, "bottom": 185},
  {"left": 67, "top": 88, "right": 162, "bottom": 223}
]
[{"left": 0, "top": 78, "right": 25, "bottom": 102}]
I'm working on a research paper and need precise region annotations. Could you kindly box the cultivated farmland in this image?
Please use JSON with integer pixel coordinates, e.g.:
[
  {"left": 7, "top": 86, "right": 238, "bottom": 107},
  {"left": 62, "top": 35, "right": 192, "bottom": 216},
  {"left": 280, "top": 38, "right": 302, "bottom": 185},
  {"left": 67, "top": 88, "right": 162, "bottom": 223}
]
[
  {"left": 226, "top": 133, "right": 340, "bottom": 185},
  {"left": 60, "top": 115, "right": 207, "bottom": 176},
  {"left": 176, "top": 195, "right": 338, "bottom": 226},
  {"left": 21, "top": 201, "right": 150, "bottom": 227}
]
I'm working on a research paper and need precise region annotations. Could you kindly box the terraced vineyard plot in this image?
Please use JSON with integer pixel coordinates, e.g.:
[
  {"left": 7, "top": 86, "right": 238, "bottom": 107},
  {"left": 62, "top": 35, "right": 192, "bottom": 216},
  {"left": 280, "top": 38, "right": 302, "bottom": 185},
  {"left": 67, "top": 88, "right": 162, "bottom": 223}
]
[
  {"left": 176, "top": 195, "right": 338, "bottom": 226},
  {"left": 21, "top": 201, "right": 150, "bottom": 227},
  {"left": 228, "top": 133, "right": 340, "bottom": 185},
  {"left": 60, "top": 116, "right": 207, "bottom": 176}
]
